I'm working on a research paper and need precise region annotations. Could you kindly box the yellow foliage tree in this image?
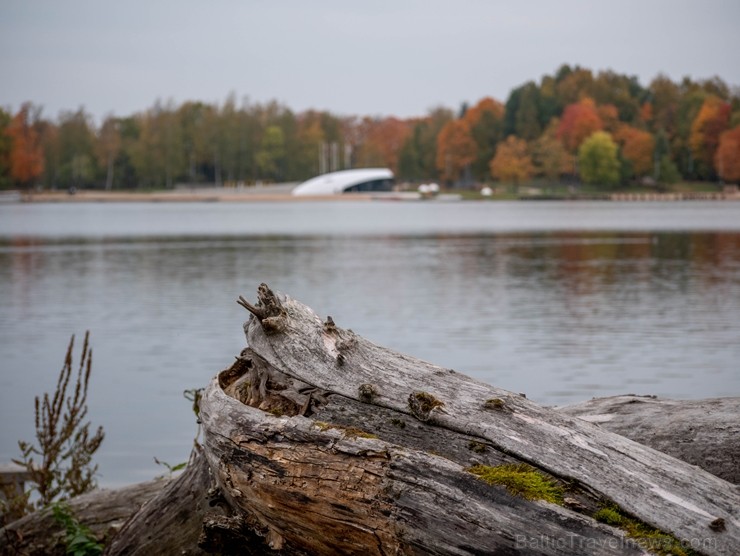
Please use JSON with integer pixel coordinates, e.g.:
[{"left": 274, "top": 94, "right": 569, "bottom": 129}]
[{"left": 489, "top": 136, "right": 534, "bottom": 184}]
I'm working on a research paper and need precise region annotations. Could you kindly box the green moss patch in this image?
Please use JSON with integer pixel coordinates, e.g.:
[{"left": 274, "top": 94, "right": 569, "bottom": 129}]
[
  {"left": 468, "top": 463, "right": 564, "bottom": 504},
  {"left": 594, "top": 505, "right": 698, "bottom": 556},
  {"left": 483, "top": 398, "right": 506, "bottom": 410},
  {"left": 593, "top": 506, "right": 623, "bottom": 526}
]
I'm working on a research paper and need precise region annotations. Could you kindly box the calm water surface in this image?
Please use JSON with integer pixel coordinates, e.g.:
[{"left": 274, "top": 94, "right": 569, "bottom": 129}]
[{"left": 1, "top": 201, "right": 739, "bottom": 486}]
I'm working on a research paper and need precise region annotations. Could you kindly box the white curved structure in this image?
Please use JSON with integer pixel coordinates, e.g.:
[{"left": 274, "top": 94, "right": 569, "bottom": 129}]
[{"left": 292, "top": 168, "right": 394, "bottom": 196}]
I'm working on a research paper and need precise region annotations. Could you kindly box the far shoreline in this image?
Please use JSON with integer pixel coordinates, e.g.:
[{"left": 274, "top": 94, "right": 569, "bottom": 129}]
[{"left": 2, "top": 186, "right": 739, "bottom": 204}]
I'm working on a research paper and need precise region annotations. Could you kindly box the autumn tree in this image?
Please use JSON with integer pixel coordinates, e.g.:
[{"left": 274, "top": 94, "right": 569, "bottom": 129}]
[
  {"left": 130, "top": 101, "right": 184, "bottom": 188},
  {"left": 554, "top": 65, "right": 595, "bottom": 109},
  {"left": 354, "top": 117, "right": 410, "bottom": 174},
  {"left": 353, "top": 117, "right": 384, "bottom": 170},
  {"left": 504, "top": 82, "right": 542, "bottom": 140},
  {"left": 56, "top": 108, "right": 98, "bottom": 189},
  {"left": 557, "top": 97, "right": 603, "bottom": 152},
  {"left": 96, "top": 116, "right": 121, "bottom": 190},
  {"left": 436, "top": 118, "right": 476, "bottom": 184},
  {"left": 203, "top": 103, "right": 224, "bottom": 185},
  {"left": 397, "top": 124, "right": 423, "bottom": 181},
  {"left": 614, "top": 125, "right": 655, "bottom": 177},
  {"left": 218, "top": 94, "right": 245, "bottom": 183},
  {"left": 537, "top": 74, "right": 560, "bottom": 129},
  {"left": 463, "top": 97, "right": 505, "bottom": 181},
  {"left": 597, "top": 104, "right": 620, "bottom": 133},
  {"left": 578, "top": 131, "right": 620, "bottom": 186},
  {"left": 690, "top": 95, "right": 730, "bottom": 176},
  {"left": 531, "top": 118, "right": 569, "bottom": 182},
  {"left": 292, "top": 114, "right": 325, "bottom": 179},
  {"left": 489, "top": 135, "right": 533, "bottom": 184},
  {"left": 398, "top": 107, "right": 453, "bottom": 181},
  {"left": 639, "top": 102, "right": 653, "bottom": 126},
  {"left": 0, "top": 108, "right": 11, "bottom": 188},
  {"left": 6, "top": 103, "right": 45, "bottom": 187},
  {"left": 648, "top": 75, "right": 680, "bottom": 137},
  {"left": 657, "top": 156, "right": 682, "bottom": 184},
  {"left": 111, "top": 116, "right": 142, "bottom": 188},
  {"left": 715, "top": 126, "right": 740, "bottom": 183},
  {"left": 255, "top": 125, "right": 286, "bottom": 180},
  {"left": 590, "top": 70, "right": 645, "bottom": 123}
]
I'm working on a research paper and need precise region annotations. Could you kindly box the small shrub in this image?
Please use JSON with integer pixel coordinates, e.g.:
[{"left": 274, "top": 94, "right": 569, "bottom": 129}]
[
  {"left": 52, "top": 502, "right": 103, "bottom": 556},
  {"left": 14, "top": 332, "right": 105, "bottom": 510}
]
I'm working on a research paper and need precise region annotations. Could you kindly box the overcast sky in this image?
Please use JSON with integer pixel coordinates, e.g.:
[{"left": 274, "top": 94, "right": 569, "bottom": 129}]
[{"left": 2, "top": 0, "right": 739, "bottom": 124}]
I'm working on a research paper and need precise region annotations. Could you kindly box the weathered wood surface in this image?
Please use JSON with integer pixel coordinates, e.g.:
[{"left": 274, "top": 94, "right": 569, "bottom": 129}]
[
  {"left": 5, "top": 284, "right": 738, "bottom": 555},
  {"left": 196, "top": 284, "right": 739, "bottom": 555},
  {"left": 103, "top": 443, "right": 303, "bottom": 555},
  {"left": 0, "top": 476, "right": 168, "bottom": 555},
  {"left": 3, "top": 394, "right": 734, "bottom": 555},
  {"left": 104, "top": 445, "right": 212, "bottom": 555},
  {"left": 558, "top": 395, "right": 740, "bottom": 485}
]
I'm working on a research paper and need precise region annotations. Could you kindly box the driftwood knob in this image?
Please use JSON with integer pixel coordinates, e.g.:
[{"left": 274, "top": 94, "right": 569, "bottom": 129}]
[{"left": 237, "top": 283, "right": 286, "bottom": 334}]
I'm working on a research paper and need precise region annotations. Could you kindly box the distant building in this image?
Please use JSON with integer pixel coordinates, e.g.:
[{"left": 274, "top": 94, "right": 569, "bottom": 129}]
[{"left": 292, "top": 168, "right": 394, "bottom": 196}]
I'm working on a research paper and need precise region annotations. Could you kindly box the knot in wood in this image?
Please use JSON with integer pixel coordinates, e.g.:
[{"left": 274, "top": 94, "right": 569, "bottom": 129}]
[
  {"left": 408, "top": 391, "right": 445, "bottom": 422},
  {"left": 323, "top": 316, "right": 336, "bottom": 332},
  {"left": 358, "top": 383, "right": 378, "bottom": 403}
]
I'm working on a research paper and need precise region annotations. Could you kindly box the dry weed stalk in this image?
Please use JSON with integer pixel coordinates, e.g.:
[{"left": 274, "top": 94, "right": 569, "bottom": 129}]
[{"left": 14, "top": 331, "right": 105, "bottom": 510}]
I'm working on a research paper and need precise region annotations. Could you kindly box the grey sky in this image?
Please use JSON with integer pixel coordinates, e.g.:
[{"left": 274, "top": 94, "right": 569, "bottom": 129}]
[{"left": 1, "top": 0, "right": 739, "bottom": 124}]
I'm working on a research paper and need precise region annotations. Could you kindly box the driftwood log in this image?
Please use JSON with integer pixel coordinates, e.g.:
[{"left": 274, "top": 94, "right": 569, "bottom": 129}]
[
  {"left": 0, "top": 477, "right": 168, "bottom": 555},
  {"left": 3, "top": 400, "right": 737, "bottom": 556},
  {"left": 558, "top": 395, "right": 740, "bottom": 485},
  {"left": 2, "top": 284, "right": 739, "bottom": 555}
]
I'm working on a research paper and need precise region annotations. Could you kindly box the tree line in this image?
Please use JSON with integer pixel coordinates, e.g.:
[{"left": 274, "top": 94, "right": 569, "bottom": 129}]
[{"left": 2, "top": 64, "right": 739, "bottom": 191}]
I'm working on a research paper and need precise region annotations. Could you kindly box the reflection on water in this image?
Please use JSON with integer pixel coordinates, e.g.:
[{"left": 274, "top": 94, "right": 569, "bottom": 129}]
[{"left": 1, "top": 202, "right": 739, "bottom": 486}]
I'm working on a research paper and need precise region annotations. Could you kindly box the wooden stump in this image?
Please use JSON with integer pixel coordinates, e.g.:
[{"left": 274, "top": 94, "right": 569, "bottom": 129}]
[{"left": 198, "top": 284, "right": 738, "bottom": 555}]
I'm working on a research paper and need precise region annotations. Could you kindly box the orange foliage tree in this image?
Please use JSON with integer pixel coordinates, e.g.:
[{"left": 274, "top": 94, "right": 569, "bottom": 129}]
[
  {"left": 463, "top": 97, "right": 505, "bottom": 181},
  {"left": 463, "top": 97, "right": 504, "bottom": 127},
  {"left": 639, "top": 102, "right": 653, "bottom": 125},
  {"left": 596, "top": 104, "right": 619, "bottom": 133},
  {"left": 614, "top": 125, "right": 655, "bottom": 177},
  {"left": 690, "top": 96, "right": 730, "bottom": 173},
  {"left": 6, "top": 104, "right": 45, "bottom": 186},
  {"left": 436, "top": 119, "right": 476, "bottom": 183},
  {"left": 489, "top": 135, "right": 533, "bottom": 184},
  {"left": 355, "top": 117, "right": 410, "bottom": 174},
  {"left": 715, "top": 126, "right": 740, "bottom": 183},
  {"left": 557, "top": 98, "right": 603, "bottom": 152}
]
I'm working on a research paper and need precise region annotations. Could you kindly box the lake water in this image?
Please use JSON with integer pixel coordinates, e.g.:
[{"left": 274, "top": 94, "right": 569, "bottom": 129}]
[{"left": 1, "top": 200, "right": 739, "bottom": 487}]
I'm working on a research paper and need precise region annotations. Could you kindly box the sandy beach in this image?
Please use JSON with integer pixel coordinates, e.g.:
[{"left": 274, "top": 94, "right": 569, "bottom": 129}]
[{"left": 6, "top": 183, "right": 385, "bottom": 203}]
